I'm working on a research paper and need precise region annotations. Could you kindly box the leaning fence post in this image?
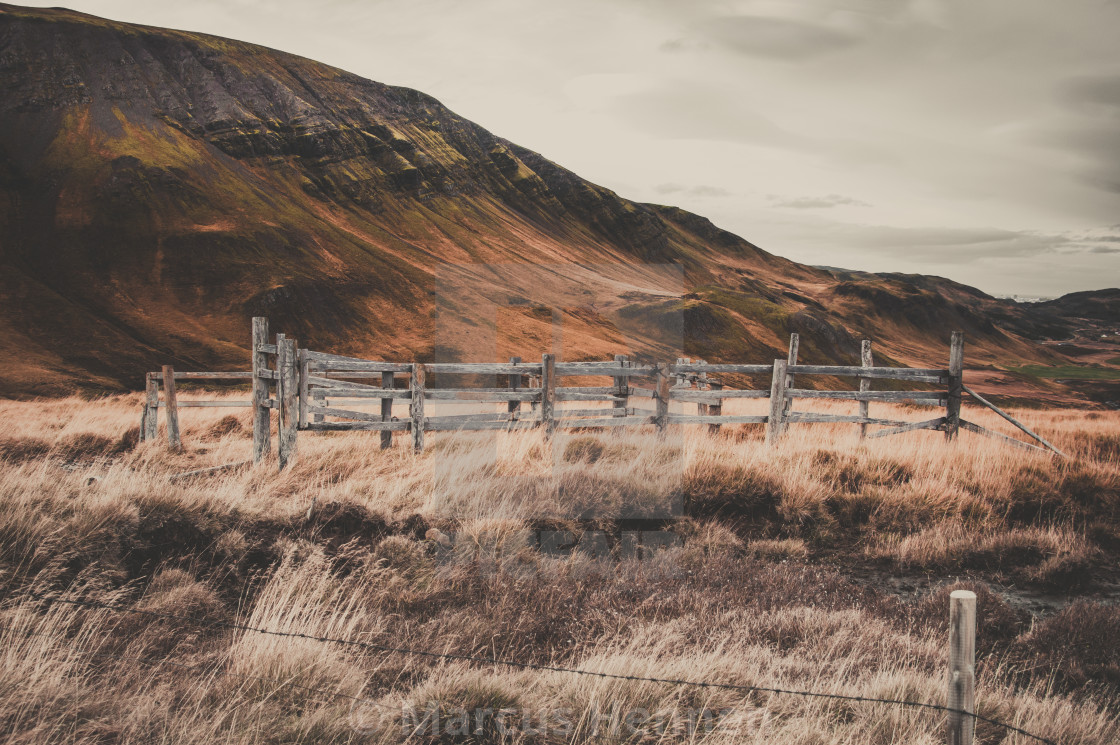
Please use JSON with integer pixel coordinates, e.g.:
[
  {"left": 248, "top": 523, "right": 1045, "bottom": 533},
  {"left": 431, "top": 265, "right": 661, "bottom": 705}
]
[
  {"left": 381, "top": 369, "right": 395, "bottom": 449},
  {"left": 946, "top": 332, "right": 964, "bottom": 441},
  {"left": 655, "top": 362, "right": 671, "bottom": 431},
  {"left": 410, "top": 363, "right": 426, "bottom": 453},
  {"left": 767, "top": 359, "right": 788, "bottom": 444},
  {"left": 859, "top": 340, "right": 873, "bottom": 439},
  {"left": 161, "top": 365, "right": 181, "bottom": 452},
  {"left": 278, "top": 338, "right": 298, "bottom": 469},
  {"left": 613, "top": 354, "right": 628, "bottom": 416},
  {"left": 141, "top": 373, "right": 159, "bottom": 442},
  {"left": 540, "top": 354, "right": 556, "bottom": 436},
  {"left": 251, "top": 317, "right": 271, "bottom": 463},
  {"left": 784, "top": 333, "right": 799, "bottom": 416},
  {"left": 947, "top": 589, "right": 977, "bottom": 745}
]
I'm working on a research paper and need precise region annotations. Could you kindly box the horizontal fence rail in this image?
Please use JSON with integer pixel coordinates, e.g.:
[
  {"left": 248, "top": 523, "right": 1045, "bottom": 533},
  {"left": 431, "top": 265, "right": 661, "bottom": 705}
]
[{"left": 138, "top": 320, "right": 1065, "bottom": 466}]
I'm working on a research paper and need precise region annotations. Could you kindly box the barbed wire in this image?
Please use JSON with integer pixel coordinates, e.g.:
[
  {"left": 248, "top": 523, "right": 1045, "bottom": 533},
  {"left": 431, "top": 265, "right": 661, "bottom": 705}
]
[
  {"left": 24, "top": 590, "right": 1056, "bottom": 744},
  {"left": 5, "top": 625, "right": 724, "bottom": 744},
  {"left": 7, "top": 625, "right": 394, "bottom": 709}
]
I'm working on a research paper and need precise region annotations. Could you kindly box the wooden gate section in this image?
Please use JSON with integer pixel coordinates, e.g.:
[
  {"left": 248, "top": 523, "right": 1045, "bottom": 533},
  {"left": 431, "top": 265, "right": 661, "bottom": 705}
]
[{"left": 139, "top": 320, "right": 1068, "bottom": 468}]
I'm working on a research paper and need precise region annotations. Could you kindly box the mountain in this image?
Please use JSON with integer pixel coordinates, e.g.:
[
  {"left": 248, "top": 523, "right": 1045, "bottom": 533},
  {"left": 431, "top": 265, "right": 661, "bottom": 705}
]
[{"left": 0, "top": 3, "right": 1113, "bottom": 403}]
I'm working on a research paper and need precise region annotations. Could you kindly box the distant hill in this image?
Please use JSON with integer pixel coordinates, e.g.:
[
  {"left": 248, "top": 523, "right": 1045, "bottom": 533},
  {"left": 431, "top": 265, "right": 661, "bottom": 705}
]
[{"left": 0, "top": 3, "right": 1113, "bottom": 400}]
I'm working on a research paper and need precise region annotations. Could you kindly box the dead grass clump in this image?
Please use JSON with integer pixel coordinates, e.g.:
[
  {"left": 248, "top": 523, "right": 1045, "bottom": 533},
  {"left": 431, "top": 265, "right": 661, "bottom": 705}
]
[
  {"left": 826, "top": 490, "right": 883, "bottom": 527},
  {"left": 204, "top": 415, "right": 244, "bottom": 439},
  {"left": 299, "top": 499, "right": 391, "bottom": 550},
  {"left": 0, "top": 437, "right": 51, "bottom": 462},
  {"left": 133, "top": 569, "right": 224, "bottom": 635},
  {"left": 1068, "top": 431, "right": 1120, "bottom": 462},
  {"left": 868, "top": 524, "right": 1095, "bottom": 581},
  {"left": 406, "top": 668, "right": 524, "bottom": 744},
  {"left": 1006, "top": 461, "right": 1120, "bottom": 522},
  {"left": 747, "top": 537, "right": 808, "bottom": 562},
  {"left": 676, "top": 519, "right": 744, "bottom": 556},
  {"left": 214, "top": 528, "right": 249, "bottom": 558},
  {"left": 115, "top": 426, "right": 140, "bottom": 453},
  {"left": 563, "top": 435, "right": 606, "bottom": 464},
  {"left": 1013, "top": 602, "right": 1120, "bottom": 693},
  {"left": 811, "top": 451, "right": 912, "bottom": 491},
  {"left": 907, "top": 582, "right": 1026, "bottom": 651},
  {"left": 683, "top": 463, "right": 782, "bottom": 522},
  {"left": 54, "top": 432, "right": 119, "bottom": 460}
]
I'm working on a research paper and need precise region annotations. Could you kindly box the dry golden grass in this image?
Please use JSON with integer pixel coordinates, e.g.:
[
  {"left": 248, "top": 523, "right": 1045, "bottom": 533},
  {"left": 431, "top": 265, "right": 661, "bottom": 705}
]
[{"left": 0, "top": 393, "right": 1118, "bottom": 743}]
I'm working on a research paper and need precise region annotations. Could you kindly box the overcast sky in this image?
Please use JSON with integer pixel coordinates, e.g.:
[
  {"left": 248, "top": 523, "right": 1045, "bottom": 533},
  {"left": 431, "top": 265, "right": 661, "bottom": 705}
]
[{"left": 20, "top": 0, "right": 1120, "bottom": 297}]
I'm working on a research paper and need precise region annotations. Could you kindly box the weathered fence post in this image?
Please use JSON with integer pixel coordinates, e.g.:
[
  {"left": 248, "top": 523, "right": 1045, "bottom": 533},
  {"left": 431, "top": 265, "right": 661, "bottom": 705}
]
[
  {"left": 278, "top": 338, "right": 298, "bottom": 469},
  {"left": 298, "top": 348, "right": 309, "bottom": 431},
  {"left": 708, "top": 373, "right": 723, "bottom": 435},
  {"left": 141, "top": 373, "right": 159, "bottom": 442},
  {"left": 696, "top": 359, "right": 709, "bottom": 417},
  {"left": 767, "top": 359, "right": 788, "bottom": 444},
  {"left": 947, "top": 589, "right": 977, "bottom": 745},
  {"left": 410, "top": 363, "right": 426, "bottom": 453},
  {"left": 784, "top": 333, "right": 799, "bottom": 416},
  {"left": 507, "top": 357, "right": 522, "bottom": 421},
  {"left": 540, "top": 354, "right": 556, "bottom": 436},
  {"left": 530, "top": 373, "right": 540, "bottom": 415},
  {"left": 655, "top": 362, "right": 671, "bottom": 431},
  {"left": 945, "top": 332, "right": 964, "bottom": 441},
  {"left": 613, "top": 354, "right": 628, "bottom": 416},
  {"left": 251, "top": 317, "right": 271, "bottom": 463},
  {"left": 381, "top": 370, "right": 395, "bottom": 449},
  {"left": 161, "top": 365, "right": 181, "bottom": 451},
  {"left": 859, "top": 340, "right": 873, "bottom": 439}
]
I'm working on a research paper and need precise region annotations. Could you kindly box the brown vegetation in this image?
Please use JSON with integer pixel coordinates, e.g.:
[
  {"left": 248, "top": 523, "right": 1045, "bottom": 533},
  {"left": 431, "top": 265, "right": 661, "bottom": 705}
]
[{"left": 0, "top": 394, "right": 1118, "bottom": 743}]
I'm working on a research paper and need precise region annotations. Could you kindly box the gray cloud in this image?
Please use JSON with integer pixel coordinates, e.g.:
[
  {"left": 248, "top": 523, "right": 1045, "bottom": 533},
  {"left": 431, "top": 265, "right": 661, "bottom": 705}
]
[
  {"left": 771, "top": 193, "right": 870, "bottom": 209},
  {"left": 1059, "top": 73, "right": 1120, "bottom": 117},
  {"left": 818, "top": 223, "right": 1120, "bottom": 264},
  {"left": 654, "top": 182, "right": 731, "bottom": 198},
  {"left": 608, "top": 80, "right": 806, "bottom": 148},
  {"left": 698, "top": 15, "right": 860, "bottom": 60}
]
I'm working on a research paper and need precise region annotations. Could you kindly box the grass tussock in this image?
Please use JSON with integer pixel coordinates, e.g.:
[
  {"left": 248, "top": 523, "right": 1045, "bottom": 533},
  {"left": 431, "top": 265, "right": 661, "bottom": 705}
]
[{"left": 0, "top": 395, "right": 1117, "bottom": 743}]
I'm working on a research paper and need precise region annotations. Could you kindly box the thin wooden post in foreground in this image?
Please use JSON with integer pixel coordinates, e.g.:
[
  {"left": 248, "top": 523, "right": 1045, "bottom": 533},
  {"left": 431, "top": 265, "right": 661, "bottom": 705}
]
[
  {"left": 655, "top": 362, "right": 671, "bottom": 431},
  {"left": 766, "top": 359, "right": 788, "bottom": 444},
  {"left": 947, "top": 589, "right": 977, "bottom": 745},
  {"left": 161, "top": 365, "right": 181, "bottom": 451},
  {"left": 278, "top": 338, "right": 298, "bottom": 469},
  {"left": 859, "top": 340, "right": 873, "bottom": 439},
  {"left": 945, "top": 332, "right": 964, "bottom": 441},
  {"left": 410, "top": 363, "right": 426, "bottom": 453},
  {"left": 507, "top": 357, "right": 522, "bottom": 420},
  {"left": 613, "top": 354, "right": 628, "bottom": 416},
  {"left": 540, "top": 354, "right": 556, "bottom": 436},
  {"left": 381, "top": 370, "right": 395, "bottom": 449},
  {"left": 251, "top": 317, "right": 271, "bottom": 463},
  {"left": 141, "top": 373, "right": 159, "bottom": 442}
]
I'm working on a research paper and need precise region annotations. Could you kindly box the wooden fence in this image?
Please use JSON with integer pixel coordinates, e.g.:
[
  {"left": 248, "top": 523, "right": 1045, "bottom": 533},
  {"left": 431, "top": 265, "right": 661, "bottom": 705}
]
[{"left": 139, "top": 318, "right": 1066, "bottom": 467}]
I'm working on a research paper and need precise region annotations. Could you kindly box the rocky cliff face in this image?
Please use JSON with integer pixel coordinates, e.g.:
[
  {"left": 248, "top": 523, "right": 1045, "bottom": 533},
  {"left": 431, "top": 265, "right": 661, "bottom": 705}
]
[{"left": 0, "top": 4, "right": 1106, "bottom": 400}]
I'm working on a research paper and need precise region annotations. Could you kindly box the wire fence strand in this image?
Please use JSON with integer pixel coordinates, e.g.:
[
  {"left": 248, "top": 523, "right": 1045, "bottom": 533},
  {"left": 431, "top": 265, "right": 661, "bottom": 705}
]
[{"left": 23, "top": 590, "right": 1056, "bottom": 744}]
